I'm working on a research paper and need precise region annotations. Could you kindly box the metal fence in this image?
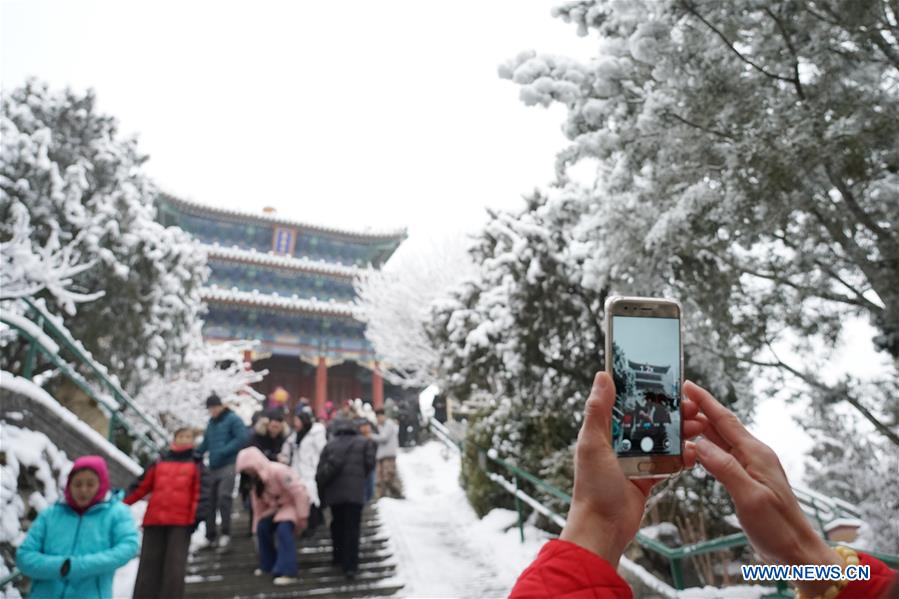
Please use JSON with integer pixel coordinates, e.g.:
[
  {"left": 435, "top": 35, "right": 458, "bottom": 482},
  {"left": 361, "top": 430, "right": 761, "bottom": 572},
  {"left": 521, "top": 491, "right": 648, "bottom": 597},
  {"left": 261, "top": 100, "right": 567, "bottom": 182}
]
[
  {"left": 428, "top": 416, "right": 898, "bottom": 598},
  {"left": 2, "top": 298, "right": 169, "bottom": 455}
]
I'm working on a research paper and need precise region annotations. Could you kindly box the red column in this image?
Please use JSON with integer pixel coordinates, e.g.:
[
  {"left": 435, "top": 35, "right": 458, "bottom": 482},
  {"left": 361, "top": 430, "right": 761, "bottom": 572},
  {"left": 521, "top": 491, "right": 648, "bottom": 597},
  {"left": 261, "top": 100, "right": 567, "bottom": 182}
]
[
  {"left": 315, "top": 357, "right": 328, "bottom": 418},
  {"left": 372, "top": 361, "right": 384, "bottom": 410}
]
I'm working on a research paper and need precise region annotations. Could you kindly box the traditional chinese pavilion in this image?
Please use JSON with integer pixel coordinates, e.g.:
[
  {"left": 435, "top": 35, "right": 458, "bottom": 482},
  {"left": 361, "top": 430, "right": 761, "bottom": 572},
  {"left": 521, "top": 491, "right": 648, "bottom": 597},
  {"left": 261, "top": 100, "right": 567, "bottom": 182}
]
[{"left": 156, "top": 193, "right": 407, "bottom": 415}]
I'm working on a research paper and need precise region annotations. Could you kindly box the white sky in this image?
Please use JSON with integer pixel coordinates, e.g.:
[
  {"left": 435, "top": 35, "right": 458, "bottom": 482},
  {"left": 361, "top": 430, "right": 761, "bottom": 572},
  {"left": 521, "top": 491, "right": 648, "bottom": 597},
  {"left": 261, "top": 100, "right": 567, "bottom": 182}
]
[{"left": 1, "top": 0, "right": 596, "bottom": 259}]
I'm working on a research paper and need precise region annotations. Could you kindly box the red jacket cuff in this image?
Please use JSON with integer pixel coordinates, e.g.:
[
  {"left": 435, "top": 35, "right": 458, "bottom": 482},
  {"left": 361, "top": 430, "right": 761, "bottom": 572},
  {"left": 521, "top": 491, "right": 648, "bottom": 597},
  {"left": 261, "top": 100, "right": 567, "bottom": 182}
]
[
  {"left": 508, "top": 539, "right": 632, "bottom": 599},
  {"left": 838, "top": 552, "right": 897, "bottom": 599}
]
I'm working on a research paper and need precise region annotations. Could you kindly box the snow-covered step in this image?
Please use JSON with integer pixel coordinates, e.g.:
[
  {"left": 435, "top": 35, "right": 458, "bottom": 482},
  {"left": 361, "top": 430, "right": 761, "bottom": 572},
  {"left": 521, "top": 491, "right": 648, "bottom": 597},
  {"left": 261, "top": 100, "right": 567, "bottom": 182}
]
[{"left": 184, "top": 505, "right": 402, "bottom": 598}]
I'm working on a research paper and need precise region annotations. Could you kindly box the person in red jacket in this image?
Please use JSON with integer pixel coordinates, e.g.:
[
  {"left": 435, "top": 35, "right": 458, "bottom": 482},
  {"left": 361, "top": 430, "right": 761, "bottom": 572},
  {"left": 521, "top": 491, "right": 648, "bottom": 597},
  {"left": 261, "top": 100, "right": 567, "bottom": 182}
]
[
  {"left": 509, "top": 372, "right": 897, "bottom": 599},
  {"left": 124, "top": 427, "right": 207, "bottom": 599}
]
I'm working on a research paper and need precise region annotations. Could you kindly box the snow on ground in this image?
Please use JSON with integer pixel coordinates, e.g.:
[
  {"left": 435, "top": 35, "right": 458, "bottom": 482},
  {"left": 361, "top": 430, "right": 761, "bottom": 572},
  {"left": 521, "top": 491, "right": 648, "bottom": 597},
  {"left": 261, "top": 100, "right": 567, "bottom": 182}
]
[{"left": 378, "top": 441, "right": 551, "bottom": 598}]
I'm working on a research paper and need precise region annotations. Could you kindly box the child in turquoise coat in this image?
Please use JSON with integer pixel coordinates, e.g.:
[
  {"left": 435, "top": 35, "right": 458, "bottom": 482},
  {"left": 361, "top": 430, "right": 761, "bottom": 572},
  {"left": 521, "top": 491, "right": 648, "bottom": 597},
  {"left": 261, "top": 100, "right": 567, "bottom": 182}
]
[{"left": 16, "top": 455, "right": 139, "bottom": 599}]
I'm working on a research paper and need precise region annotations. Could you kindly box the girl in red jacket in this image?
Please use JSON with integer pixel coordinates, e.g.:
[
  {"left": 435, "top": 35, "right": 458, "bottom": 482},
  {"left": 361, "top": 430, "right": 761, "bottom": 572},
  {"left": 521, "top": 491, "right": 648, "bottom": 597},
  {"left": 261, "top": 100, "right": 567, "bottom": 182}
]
[{"left": 124, "top": 428, "right": 207, "bottom": 599}]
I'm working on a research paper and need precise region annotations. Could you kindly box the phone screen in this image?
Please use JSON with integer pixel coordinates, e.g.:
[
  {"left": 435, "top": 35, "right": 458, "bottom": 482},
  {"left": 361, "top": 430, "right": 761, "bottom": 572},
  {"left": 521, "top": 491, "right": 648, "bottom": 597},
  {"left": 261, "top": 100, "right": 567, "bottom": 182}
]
[{"left": 610, "top": 315, "right": 681, "bottom": 457}]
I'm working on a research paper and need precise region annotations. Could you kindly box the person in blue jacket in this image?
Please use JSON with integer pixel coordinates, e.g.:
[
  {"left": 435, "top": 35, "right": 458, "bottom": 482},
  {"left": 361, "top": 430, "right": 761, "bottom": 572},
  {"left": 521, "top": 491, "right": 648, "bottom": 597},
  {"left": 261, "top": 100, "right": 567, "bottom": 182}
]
[
  {"left": 16, "top": 455, "right": 139, "bottom": 599},
  {"left": 195, "top": 393, "right": 248, "bottom": 550}
]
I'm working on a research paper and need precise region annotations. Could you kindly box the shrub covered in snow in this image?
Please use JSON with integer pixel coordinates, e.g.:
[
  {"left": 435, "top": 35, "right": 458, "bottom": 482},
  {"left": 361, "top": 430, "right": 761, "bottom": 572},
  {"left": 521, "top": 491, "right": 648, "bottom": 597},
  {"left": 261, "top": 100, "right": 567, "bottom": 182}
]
[
  {"left": 0, "top": 422, "right": 72, "bottom": 597},
  {"left": 0, "top": 79, "right": 208, "bottom": 392}
]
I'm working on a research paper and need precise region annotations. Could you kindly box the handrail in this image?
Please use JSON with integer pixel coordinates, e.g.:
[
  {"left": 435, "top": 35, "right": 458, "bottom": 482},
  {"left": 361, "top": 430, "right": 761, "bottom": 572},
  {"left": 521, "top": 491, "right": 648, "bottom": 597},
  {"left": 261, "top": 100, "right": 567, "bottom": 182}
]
[
  {"left": 0, "top": 568, "right": 22, "bottom": 591},
  {"left": 428, "top": 416, "right": 899, "bottom": 593},
  {"left": 1, "top": 299, "right": 167, "bottom": 457}
]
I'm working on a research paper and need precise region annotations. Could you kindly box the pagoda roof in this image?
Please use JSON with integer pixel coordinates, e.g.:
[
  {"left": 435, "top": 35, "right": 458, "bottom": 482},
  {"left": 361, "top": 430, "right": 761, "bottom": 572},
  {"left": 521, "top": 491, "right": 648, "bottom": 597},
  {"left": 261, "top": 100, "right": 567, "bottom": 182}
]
[
  {"left": 160, "top": 193, "right": 407, "bottom": 243},
  {"left": 202, "top": 287, "right": 360, "bottom": 318},
  {"left": 205, "top": 244, "right": 364, "bottom": 279}
]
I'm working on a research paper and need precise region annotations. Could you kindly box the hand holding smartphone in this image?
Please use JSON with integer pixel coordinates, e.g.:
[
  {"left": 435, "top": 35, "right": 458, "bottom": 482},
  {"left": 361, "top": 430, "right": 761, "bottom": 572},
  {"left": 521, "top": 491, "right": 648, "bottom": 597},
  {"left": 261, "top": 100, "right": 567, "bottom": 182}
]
[{"left": 604, "top": 296, "right": 684, "bottom": 478}]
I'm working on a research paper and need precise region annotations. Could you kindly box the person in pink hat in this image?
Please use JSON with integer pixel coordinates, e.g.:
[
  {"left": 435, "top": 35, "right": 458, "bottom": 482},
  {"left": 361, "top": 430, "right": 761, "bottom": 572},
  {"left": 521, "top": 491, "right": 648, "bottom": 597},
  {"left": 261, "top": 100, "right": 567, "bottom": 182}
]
[{"left": 17, "top": 455, "right": 139, "bottom": 599}]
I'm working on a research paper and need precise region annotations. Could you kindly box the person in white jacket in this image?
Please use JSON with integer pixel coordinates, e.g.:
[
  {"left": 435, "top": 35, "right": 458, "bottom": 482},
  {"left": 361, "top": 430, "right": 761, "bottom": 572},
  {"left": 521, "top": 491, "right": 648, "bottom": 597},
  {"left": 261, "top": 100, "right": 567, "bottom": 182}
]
[{"left": 279, "top": 407, "right": 327, "bottom": 533}]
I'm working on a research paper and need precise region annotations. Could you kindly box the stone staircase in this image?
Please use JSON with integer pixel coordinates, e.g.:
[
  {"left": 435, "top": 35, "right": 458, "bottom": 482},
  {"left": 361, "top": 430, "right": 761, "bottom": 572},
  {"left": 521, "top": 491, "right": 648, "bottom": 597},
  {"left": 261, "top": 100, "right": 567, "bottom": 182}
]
[{"left": 185, "top": 504, "right": 403, "bottom": 598}]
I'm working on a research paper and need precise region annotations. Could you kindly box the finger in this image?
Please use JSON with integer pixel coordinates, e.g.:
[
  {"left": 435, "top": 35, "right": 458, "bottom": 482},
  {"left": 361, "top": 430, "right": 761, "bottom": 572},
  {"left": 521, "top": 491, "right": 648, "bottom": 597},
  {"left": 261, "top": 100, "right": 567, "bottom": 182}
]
[
  {"left": 683, "top": 381, "right": 756, "bottom": 450},
  {"left": 700, "top": 423, "right": 732, "bottom": 453},
  {"left": 581, "top": 371, "right": 615, "bottom": 446},
  {"left": 683, "top": 414, "right": 706, "bottom": 440},
  {"left": 695, "top": 437, "right": 757, "bottom": 496},
  {"left": 632, "top": 478, "right": 661, "bottom": 497},
  {"left": 681, "top": 396, "right": 699, "bottom": 420},
  {"left": 683, "top": 440, "right": 697, "bottom": 468}
]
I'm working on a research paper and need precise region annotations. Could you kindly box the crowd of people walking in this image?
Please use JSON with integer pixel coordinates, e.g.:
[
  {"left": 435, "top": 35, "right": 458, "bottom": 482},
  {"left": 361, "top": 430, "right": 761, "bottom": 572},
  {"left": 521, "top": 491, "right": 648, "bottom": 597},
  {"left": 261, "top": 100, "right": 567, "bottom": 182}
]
[{"left": 14, "top": 391, "right": 405, "bottom": 598}]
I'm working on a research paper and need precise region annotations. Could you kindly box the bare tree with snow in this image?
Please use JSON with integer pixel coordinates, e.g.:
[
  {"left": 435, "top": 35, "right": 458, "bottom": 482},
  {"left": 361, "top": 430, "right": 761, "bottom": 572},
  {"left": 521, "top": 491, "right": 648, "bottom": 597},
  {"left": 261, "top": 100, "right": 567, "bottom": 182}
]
[
  {"left": 133, "top": 339, "right": 267, "bottom": 431},
  {"left": 355, "top": 234, "right": 478, "bottom": 387}
]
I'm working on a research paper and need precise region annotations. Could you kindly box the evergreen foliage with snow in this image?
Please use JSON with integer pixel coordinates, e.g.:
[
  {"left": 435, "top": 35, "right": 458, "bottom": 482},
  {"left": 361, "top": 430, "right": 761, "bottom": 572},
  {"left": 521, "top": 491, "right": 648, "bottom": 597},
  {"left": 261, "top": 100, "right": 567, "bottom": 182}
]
[
  {"left": 428, "top": 191, "right": 747, "bottom": 569},
  {"left": 498, "top": 0, "right": 898, "bottom": 448},
  {"left": 424, "top": 0, "right": 898, "bottom": 569},
  {"left": 427, "top": 192, "right": 604, "bottom": 518},
  {"left": 0, "top": 80, "right": 208, "bottom": 390}
]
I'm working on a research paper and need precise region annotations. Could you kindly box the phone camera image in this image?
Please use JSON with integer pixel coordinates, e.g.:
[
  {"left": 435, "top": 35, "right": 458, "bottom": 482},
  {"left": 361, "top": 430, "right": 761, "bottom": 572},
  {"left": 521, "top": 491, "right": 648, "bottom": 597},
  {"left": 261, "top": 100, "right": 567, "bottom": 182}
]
[{"left": 610, "top": 315, "right": 681, "bottom": 457}]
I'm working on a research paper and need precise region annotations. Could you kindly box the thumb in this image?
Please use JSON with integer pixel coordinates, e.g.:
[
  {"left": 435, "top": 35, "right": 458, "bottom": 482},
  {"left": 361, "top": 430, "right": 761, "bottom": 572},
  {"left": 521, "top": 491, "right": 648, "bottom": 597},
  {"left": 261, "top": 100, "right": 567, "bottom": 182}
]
[
  {"left": 695, "top": 437, "right": 756, "bottom": 497},
  {"left": 582, "top": 371, "right": 615, "bottom": 445}
]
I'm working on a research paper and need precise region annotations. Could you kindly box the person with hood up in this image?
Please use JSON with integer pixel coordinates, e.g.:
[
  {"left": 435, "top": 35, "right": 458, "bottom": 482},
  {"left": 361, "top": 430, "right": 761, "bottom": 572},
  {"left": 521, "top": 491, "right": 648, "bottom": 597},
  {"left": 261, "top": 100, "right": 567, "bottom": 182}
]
[
  {"left": 16, "top": 455, "right": 139, "bottom": 599},
  {"left": 279, "top": 407, "right": 328, "bottom": 534},
  {"left": 235, "top": 446, "right": 310, "bottom": 586},
  {"left": 315, "top": 417, "right": 376, "bottom": 580},
  {"left": 124, "top": 427, "right": 207, "bottom": 599},
  {"left": 195, "top": 393, "right": 247, "bottom": 550},
  {"left": 249, "top": 409, "right": 288, "bottom": 461}
]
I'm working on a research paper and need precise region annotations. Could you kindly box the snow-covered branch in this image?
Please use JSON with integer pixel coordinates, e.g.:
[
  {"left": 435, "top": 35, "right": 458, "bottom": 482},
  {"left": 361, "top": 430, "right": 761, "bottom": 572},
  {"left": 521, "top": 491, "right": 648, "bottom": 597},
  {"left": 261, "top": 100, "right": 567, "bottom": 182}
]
[
  {"left": 132, "top": 339, "right": 267, "bottom": 430},
  {"left": 0, "top": 204, "right": 103, "bottom": 315},
  {"left": 355, "top": 235, "right": 478, "bottom": 387}
]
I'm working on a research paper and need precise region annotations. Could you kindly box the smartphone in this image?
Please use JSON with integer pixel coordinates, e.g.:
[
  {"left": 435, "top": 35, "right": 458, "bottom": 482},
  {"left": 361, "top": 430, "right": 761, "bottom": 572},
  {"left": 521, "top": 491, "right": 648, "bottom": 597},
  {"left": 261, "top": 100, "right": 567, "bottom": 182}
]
[{"left": 604, "top": 296, "right": 684, "bottom": 478}]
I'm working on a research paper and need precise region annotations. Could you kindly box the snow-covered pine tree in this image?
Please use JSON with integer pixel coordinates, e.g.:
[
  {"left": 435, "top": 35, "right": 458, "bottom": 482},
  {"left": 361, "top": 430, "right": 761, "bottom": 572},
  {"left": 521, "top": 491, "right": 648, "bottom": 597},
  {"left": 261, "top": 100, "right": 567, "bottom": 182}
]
[
  {"left": 0, "top": 80, "right": 208, "bottom": 391},
  {"left": 805, "top": 378, "right": 899, "bottom": 552},
  {"left": 499, "top": 0, "right": 899, "bottom": 448},
  {"left": 428, "top": 190, "right": 603, "bottom": 517},
  {"left": 429, "top": 190, "right": 749, "bottom": 576},
  {"left": 0, "top": 202, "right": 102, "bottom": 313}
]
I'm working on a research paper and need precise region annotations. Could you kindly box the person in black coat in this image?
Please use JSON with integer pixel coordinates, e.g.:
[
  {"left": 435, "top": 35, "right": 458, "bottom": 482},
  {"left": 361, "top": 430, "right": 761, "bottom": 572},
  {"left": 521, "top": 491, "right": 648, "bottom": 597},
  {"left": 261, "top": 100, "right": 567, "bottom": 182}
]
[{"left": 316, "top": 418, "right": 376, "bottom": 579}]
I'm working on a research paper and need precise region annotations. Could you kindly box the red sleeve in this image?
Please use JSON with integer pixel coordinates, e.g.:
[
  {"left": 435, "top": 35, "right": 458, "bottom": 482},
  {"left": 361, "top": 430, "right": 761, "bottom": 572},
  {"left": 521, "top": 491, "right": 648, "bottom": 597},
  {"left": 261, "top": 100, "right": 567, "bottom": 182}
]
[
  {"left": 838, "top": 552, "right": 896, "bottom": 599},
  {"left": 123, "top": 464, "right": 156, "bottom": 505},
  {"left": 509, "top": 539, "right": 633, "bottom": 599},
  {"left": 188, "top": 463, "right": 201, "bottom": 522}
]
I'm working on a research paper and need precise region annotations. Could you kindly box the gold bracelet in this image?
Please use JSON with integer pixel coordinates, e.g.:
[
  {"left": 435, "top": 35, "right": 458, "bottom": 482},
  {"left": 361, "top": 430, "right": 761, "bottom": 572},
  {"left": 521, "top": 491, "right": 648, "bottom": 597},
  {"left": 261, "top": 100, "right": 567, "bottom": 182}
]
[{"left": 794, "top": 546, "right": 859, "bottom": 599}]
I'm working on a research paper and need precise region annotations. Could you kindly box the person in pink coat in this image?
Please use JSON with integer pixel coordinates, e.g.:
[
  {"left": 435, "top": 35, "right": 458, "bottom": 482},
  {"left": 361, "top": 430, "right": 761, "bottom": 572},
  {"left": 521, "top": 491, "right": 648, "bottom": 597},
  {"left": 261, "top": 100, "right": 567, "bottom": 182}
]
[{"left": 235, "top": 447, "right": 310, "bottom": 586}]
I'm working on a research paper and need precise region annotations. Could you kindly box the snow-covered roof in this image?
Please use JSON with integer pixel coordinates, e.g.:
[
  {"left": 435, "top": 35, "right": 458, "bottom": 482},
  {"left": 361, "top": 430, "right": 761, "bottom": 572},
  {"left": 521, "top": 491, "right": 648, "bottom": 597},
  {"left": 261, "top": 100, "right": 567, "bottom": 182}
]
[
  {"left": 161, "top": 194, "right": 406, "bottom": 242},
  {"left": 201, "top": 287, "right": 360, "bottom": 318},
  {"left": 204, "top": 244, "right": 365, "bottom": 278}
]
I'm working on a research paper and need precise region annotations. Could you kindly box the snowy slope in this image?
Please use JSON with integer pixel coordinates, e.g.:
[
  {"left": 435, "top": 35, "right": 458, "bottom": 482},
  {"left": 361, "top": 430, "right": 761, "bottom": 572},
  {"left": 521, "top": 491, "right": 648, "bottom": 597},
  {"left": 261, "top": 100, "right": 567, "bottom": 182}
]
[{"left": 378, "top": 441, "right": 551, "bottom": 598}]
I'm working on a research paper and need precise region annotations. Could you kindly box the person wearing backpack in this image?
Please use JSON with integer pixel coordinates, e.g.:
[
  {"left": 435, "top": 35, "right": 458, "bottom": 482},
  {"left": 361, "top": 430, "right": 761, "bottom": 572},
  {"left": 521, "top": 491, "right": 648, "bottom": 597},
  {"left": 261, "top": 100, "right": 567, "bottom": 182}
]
[{"left": 315, "top": 417, "right": 376, "bottom": 580}]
